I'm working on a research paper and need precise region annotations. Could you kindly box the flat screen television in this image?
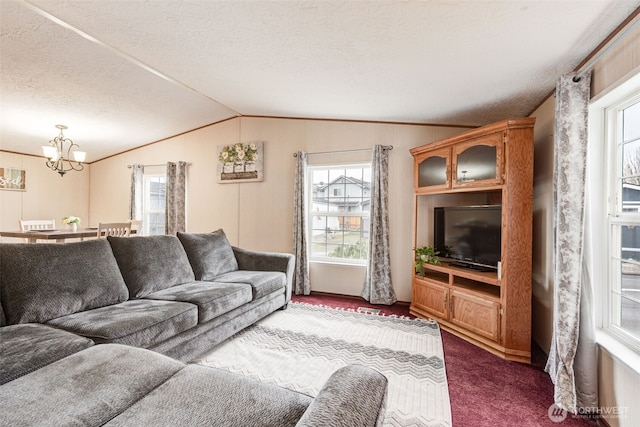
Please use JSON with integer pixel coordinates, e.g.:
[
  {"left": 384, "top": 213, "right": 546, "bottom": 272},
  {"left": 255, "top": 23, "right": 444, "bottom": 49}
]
[{"left": 433, "top": 205, "right": 502, "bottom": 271}]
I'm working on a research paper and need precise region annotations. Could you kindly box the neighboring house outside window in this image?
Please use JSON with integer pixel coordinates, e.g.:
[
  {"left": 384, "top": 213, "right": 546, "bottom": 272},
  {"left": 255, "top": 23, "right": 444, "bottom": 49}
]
[
  {"left": 591, "top": 73, "right": 640, "bottom": 361},
  {"left": 308, "top": 164, "right": 371, "bottom": 264},
  {"left": 143, "top": 173, "right": 166, "bottom": 235}
]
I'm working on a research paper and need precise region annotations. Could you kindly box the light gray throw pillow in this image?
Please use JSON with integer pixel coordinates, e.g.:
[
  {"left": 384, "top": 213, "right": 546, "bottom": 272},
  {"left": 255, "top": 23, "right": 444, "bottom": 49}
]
[{"left": 177, "top": 230, "right": 238, "bottom": 280}]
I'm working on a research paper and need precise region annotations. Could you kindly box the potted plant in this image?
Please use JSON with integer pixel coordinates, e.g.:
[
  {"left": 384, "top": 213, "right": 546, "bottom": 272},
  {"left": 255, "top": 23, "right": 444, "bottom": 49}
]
[{"left": 413, "top": 245, "right": 440, "bottom": 277}]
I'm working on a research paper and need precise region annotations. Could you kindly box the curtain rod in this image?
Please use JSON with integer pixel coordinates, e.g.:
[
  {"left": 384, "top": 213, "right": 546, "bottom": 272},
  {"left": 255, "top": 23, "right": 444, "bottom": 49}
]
[
  {"left": 573, "top": 15, "right": 640, "bottom": 82},
  {"left": 293, "top": 145, "right": 393, "bottom": 158},
  {"left": 127, "top": 162, "right": 191, "bottom": 168}
]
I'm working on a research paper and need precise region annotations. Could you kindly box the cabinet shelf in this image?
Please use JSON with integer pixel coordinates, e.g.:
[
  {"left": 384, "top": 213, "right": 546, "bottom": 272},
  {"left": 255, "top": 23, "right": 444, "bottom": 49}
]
[
  {"left": 410, "top": 118, "right": 534, "bottom": 363},
  {"left": 415, "top": 184, "right": 504, "bottom": 196},
  {"left": 453, "top": 277, "right": 501, "bottom": 300},
  {"left": 415, "top": 264, "right": 501, "bottom": 301},
  {"left": 419, "top": 269, "right": 449, "bottom": 285},
  {"left": 423, "top": 261, "right": 500, "bottom": 286}
]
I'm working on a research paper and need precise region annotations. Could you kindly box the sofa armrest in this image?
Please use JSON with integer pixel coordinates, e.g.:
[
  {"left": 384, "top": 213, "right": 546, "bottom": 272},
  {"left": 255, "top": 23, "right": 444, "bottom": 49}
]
[
  {"left": 295, "top": 365, "right": 388, "bottom": 427},
  {"left": 232, "top": 247, "right": 295, "bottom": 304}
]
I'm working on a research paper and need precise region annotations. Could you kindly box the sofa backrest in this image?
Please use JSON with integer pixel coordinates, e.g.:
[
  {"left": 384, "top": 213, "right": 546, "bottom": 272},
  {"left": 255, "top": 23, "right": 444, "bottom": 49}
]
[
  {"left": 107, "top": 235, "right": 195, "bottom": 298},
  {"left": 177, "top": 229, "right": 238, "bottom": 280},
  {"left": 0, "top": 240, "right": 129, "bottom": 324}
]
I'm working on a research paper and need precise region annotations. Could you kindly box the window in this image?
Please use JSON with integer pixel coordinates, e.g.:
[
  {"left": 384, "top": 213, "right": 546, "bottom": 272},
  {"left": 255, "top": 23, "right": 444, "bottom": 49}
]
[
  {"left": 606, "top": 93, "right": 640, "bottom": 351},
  {"left": 143, "top": 173, "right": 166, "bottom": 235},
  {"left": 308, "top": 164, "right": 371, "bottom": 264},
  {"left": 589, "top": 73, "right": 640, "bottom": 362}
]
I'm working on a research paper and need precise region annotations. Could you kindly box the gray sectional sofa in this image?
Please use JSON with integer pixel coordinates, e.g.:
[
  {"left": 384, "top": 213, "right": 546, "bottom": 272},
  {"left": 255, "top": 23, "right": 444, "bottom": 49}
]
[
  {"left": 1, "top": 344, "right": 388, "bottom": 427},
  {"left": 1, "top": 230, "right": 292, "bottom": 366},
  {"left": 0, "top": 230, "right": 389, "bottom": 426}
]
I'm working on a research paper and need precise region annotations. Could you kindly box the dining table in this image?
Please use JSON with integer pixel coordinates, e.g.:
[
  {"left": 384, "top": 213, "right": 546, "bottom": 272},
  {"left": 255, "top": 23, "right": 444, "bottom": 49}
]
[{"left": 0, "top": 228, "right": 102, "bottom": 243}]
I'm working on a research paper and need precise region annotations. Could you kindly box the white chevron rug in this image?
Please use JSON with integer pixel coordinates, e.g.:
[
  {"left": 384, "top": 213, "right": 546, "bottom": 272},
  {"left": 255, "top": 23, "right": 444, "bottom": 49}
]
[{"left": 196, "top": 302, "right": 451, "bottom": 427}]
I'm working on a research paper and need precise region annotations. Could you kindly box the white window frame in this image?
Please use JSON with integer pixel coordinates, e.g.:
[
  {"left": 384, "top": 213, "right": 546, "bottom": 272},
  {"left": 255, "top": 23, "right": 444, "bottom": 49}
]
[
  {"left": 142, "top": 172, "right": 166, "bottom": 236},
  {"left": 307, "top": 163, "right": 371, "bottom": 266},
  {"left": 589, "top": 69, "right": 640, "bottom": 372}
]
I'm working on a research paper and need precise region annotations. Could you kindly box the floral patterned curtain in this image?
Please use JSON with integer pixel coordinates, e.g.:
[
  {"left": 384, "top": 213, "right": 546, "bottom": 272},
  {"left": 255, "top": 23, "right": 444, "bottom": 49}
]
[
  {"left": 545, "top": 71, "right": 598, "bottom": 413},
  {"left": 293, "top": 151, "right": 310, "bottom": 295},
  {"left": 165, "top": 161, "right": 187, "bottom": 235},
  {"left": 361, "top": 145, "right": 397, "bottom": 305},
  {"left": 129, "top": 164, "right": 144, "bottom": 221}
]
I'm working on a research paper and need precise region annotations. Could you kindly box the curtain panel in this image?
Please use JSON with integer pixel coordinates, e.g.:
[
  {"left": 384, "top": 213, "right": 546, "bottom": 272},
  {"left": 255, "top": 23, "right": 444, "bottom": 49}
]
[
  {"left": 293, "top": 151, "right": 310, "bottom": 295},
  {"left": 165, "top": 161, "right": 187, "bottom": 235},
  {"left": 129, "top": 164, "right": 144, "bottom": 221},
  {"left": 545, "top": 72, "right": 598, "bottom": 413},
  {"left": 361, "top": 145, "right": 397, "bottom": 305}
]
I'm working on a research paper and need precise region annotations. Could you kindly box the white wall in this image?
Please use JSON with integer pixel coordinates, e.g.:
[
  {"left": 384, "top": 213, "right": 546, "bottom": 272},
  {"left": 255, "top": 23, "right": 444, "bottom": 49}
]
[
  {"left": 0, "top": 152, "right": 89, "bottom": 241},
  {"left": 531, "top": 96, "right": 556, "bottom": 354},
  {"left": 89, "top": 116, "right": 467, "bottom": 301},
  {"left": 531, "top": 17, "right": 640, "bottom": 426}
]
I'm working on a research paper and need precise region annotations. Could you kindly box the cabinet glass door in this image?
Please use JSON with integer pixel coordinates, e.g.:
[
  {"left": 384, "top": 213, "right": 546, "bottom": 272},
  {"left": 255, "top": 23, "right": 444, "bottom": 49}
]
[
  {"left": 452, "top": 133, "right": 503, "bottom": 187},
  {"left": 415, "top": 148, "right": 450, "bottom": 192}
]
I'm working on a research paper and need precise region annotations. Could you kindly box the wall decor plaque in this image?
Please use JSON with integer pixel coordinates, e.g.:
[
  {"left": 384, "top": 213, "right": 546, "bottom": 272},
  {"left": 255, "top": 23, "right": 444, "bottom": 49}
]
[
  {"left": 217, "top": 141, "right": 263, "bottom": 183},
  {"left": 0, "top": 167, "right": 26, "bottom": 191}
]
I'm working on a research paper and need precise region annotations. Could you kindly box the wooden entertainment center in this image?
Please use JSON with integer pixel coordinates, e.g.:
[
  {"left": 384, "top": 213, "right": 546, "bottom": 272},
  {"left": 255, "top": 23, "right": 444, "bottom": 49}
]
[{"left": 409, "top": 118, "right": 534, "bottom": 363}]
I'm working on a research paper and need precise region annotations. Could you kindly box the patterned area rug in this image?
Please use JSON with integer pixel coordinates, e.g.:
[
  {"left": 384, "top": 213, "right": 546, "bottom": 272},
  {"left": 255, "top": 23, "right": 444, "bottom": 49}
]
[{"left": 196, "top": 302, "right": 451, "bottom": 427}]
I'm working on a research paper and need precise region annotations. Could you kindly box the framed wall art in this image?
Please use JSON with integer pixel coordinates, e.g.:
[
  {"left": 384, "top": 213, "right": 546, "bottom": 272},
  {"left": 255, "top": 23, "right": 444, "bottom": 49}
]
[
  {"left": 0, "top": 167, "right": 26, "bottom": 191},
  {"left": 217, "top": 141, "right": 264, "bottom": 183}
]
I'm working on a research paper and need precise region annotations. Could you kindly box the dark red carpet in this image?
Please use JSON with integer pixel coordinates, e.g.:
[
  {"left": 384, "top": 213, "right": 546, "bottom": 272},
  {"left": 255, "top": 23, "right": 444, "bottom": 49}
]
[{"left": 292, "top": 293, "right": 597, "bottom": 427}]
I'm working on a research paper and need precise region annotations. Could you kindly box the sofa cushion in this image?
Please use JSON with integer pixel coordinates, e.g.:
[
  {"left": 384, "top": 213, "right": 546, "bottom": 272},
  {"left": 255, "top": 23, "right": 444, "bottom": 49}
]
[
  {"left": 212, "top": 270, "right": 286, "bottom": 300},
  {"left": 46, "top": 299, "right": 198, "bottom": 348},
  {"left": 177, "top": 230, "right": 239, "bottom": 280},
  {"left": 0, "top": 323, "right": 94, "bottom": 385},
  {"left": 108, "top": 235, "right": 195, "bottom": 298},
  {"left": 104, "top": 364, "right": 312, "bottom": 427},
  {"left": 144, "top": 281, "right": 252, "bottom": 323},
  {"left": 0, "top": 240, "right": 129, "bottom": 324},
  {"left": 0, "top": 344, "right": 185, "bottom": 427}
]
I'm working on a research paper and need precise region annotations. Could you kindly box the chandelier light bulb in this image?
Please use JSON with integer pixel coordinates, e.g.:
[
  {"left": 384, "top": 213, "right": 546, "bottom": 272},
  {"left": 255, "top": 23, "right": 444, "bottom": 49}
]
[
  {"left": 73, "top": 151, "right": 87, "bottom": 163},
  {"left": 43, "top": 124, "right": 87, "bottom": 177}
]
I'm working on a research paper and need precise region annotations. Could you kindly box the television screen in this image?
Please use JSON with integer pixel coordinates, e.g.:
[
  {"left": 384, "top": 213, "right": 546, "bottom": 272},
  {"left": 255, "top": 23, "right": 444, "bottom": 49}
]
[{"left": 434, "top": 205, "right": 501, "bottom": 270}]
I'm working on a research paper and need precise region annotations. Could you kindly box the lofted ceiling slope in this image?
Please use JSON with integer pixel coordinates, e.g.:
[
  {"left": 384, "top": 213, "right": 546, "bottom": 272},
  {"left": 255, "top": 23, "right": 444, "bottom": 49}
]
[{"left": 1, "top": 0, "right": 639, "bottom": 161}]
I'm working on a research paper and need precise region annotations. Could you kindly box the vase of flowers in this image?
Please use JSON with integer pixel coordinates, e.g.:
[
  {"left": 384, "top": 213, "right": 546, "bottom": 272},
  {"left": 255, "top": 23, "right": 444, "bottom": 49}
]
[{"left": 62, "top": 216, "right": 81, "bottom": 231}]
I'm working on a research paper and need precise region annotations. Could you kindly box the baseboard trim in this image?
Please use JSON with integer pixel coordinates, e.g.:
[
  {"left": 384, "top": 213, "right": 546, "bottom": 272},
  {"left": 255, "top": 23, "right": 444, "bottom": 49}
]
[{"left": 303, "top": 290, "right": 411, "bottom": 306}]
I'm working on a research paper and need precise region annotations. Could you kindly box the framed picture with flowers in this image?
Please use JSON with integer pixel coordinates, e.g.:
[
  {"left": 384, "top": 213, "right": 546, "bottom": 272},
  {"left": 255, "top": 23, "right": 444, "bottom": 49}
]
[{"left": 217, "top": 141, "right": 264, "bottom": 183}]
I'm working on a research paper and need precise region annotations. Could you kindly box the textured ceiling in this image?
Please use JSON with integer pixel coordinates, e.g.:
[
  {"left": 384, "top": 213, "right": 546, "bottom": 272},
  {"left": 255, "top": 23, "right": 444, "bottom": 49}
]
[{"left": 1, "top": 0, "right": 639, "bottom": 161}]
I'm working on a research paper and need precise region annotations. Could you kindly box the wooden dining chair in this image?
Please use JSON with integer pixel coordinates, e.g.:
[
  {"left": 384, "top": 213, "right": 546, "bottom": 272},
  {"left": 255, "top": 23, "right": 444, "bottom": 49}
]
[
  {"left": 97, "top": 222, "right": 132, "bottom": 238},
  {"left": 129, "top": 220, "right": 142, "bottom": 235},
  {"left": 19, "top": 219, "right": 56, "bottom": 231}
]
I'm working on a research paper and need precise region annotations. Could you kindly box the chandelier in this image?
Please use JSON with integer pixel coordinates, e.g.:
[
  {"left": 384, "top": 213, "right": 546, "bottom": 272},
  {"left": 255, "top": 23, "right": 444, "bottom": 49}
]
[{"left": 42, "top": 125, "right": 87, "bottom": 177}]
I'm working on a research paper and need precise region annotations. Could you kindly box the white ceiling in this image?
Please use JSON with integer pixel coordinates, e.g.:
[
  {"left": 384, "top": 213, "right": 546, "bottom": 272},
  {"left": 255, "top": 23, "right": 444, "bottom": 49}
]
[{"left": 1, "top": 0, "right": 639, "bottom": 161}]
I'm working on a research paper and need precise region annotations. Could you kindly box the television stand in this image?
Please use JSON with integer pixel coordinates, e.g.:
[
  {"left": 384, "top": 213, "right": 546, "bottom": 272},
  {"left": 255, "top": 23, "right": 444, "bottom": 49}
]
[{"left": 409, "top": 117, "right": 534, "bottom": 363}]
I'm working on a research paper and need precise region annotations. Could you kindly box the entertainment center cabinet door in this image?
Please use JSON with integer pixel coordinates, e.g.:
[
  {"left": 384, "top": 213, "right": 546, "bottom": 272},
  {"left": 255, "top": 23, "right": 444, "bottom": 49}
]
[
  {"left": 451, "top": 132, "right": 504, "bottom": 188},
  {"left": 450, "top": 290, "right": 500, "bottom": 342},
  {"left": 414, "top": 148, "right": 451, "bottom": 193},
  {"left": 412, "top": 277, "right": 449, "bottom": 319}
]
